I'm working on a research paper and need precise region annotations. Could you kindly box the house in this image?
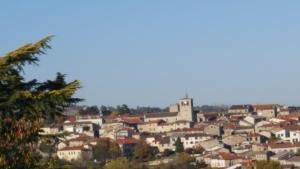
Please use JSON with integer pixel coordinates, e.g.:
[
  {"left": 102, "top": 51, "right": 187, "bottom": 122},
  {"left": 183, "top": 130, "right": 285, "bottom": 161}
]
[
  {"left": 204, "top": 124, "right": 223, "bottom": 137},
  {"left": 100, "top": 121, "right": 125, "bottom": 139},
  {"left": 241, "top": 115, "right": 266, "bottom": 126},
  {"left": 40, "top": 124, "right": 63, "bottom": 135},
  {"left": 57, "top": 145, "right": 92, "bottom": 161},
  {"left": 283, "top": 125, "right": 300, "bottom": 143},
  {"left": 120, "top": 116, "right": 143, "bottom": 130},
  {"left": 138, "top": 120, "right": 192, "bottom": 133},
  {"left": 278, "top": 107, "right": 290, "bottom": 116},
  {"left": 286, "top": 156, "right": 300, "bottom": 167},
  {"left": 255, "top": 151, "right": 273, "bottom": 161},
  {"left": 209, "top": 152, "right": 242, "bottom": 168},
  {"left": 268, "top": 142, "right": 300, "bottom": 154},
  {"left": 222, "top": 135, "right": 247, "bottom": 150},
  {"left": 272, "top": 128, "right": 289, "bottom": 142},
  {"left": 199, "top": 139, "right": 224, "bottom": 152},
  {"left": 228, "top": 105, "right": 253, "bottom": 115},
  {"left": 170, "top": 133, "right": 212, "bottom": 150},
  {"left": 247, "top": 133, "right": 267, "bottom": 144},
  {"left": 253, "top": 104, "right": 278, "bottom": 119},
  {"left": 197, "top": 112, "right": 218, "bottom": 122},
  {"left": 138, "top": 120, "right": 164, "bottom": 133},
  {"left": 63, "top": 121, "right": 99, "bottom": 137},
  {"left": 224, "top": 125, "right": 254, "bottom": 136},
  {"left": 115, "top": 138, "right": 138, "bottom": 156},
  {"left": 116, "top": 128, "right": 134, "bottom": 139},
  {"left": 269, "top": 151, "right": 294, "bottom": 165},
  {"left": 252, "top": 143, "right": 267, "bottom": 152},
  {"left": 76, "top": 114, "right": 103, "bottom": 126},
  {"left": 152, "top": 136, "right": 174, "bottom": 152}
]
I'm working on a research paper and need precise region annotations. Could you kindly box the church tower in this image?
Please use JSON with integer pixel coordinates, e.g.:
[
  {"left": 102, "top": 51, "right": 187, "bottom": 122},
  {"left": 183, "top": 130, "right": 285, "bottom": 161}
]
[{"left": 177, "top": 95, "right": 194, "bottom": 122}]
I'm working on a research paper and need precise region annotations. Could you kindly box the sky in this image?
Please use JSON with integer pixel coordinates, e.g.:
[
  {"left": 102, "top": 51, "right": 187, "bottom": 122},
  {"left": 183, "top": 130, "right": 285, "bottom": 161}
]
[{"left": 1, "top": 1, "right": 300, "bottom": 107}]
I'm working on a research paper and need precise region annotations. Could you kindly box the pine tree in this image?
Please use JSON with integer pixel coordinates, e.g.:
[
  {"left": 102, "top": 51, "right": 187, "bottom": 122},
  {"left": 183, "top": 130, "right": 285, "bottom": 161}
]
[
  {"left": 0, "top": 36, "right": 81, "bottom": 169},
  {"left": 174, "top": 137, "right": 184, "bottom": 153}
]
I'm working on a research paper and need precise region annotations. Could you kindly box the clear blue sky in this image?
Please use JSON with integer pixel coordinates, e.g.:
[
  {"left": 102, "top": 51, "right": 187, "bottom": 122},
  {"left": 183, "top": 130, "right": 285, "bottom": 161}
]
[{"left": 1, "top": 1, "right": 300, "bottom": 107}]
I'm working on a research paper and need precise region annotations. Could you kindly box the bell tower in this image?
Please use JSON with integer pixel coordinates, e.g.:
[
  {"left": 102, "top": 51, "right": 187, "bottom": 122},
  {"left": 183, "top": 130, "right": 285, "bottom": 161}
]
[{"left": 178, "top": 95, "right": 194, "bottom": 122}]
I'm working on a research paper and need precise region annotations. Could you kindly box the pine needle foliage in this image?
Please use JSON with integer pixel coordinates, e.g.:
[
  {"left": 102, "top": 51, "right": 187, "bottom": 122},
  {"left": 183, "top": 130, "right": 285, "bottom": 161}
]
[{"left": 0, "top": 36, "right": 81, "bottom": 169}]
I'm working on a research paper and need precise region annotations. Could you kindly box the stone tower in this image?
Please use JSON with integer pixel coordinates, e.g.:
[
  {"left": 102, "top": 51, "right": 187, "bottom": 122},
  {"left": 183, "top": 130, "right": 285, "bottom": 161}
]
[{"left": 178, "top": 95, "right": 194, "bottom": 122}]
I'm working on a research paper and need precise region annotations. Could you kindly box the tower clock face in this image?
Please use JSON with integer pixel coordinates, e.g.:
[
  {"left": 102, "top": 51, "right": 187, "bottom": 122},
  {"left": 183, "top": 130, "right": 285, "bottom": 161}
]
[{"left": 182, "top": 101, "right": 189, "bottom": 106}]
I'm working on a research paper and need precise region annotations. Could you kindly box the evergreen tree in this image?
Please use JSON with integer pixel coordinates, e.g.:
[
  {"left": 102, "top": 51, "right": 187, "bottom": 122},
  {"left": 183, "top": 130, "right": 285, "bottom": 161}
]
[
  {"left": 0, "top": 36, "right": 81, "bottom": 169},
  {"left": 174, "top": 137, "right": 184, "bottom": 153}
]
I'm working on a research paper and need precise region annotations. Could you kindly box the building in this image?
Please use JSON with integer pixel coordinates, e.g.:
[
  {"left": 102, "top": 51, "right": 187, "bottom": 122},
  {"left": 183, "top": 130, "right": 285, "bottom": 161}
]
[
  {"left": 208, "top": 152, "right": 242, "bottom": 168},
  {"left": 144, "top": 96, "right": 194, "bottom": 122},
  {"left": 170, "top": 133, "right": 212, "bottom": 150},
  {"left": 228, "top": 105, "right": 253, "bottom": 115},
  {"left": 204, "top": 124, "right": 223, "bottom": 137},
  {"left": 253, "top": 104, "right": 278, "bottom": 119},
  {"left": 57, "top": 145, "right": 92, "bottom": 161},
  {"left": 115, "top": 138, "right": 138, "bottom": 156},
  {"left": 138, "top": 120, "right": 192, "bottom": 133},
  {"left": 268, "top": 142, "right": 300, "bottom": 154}
]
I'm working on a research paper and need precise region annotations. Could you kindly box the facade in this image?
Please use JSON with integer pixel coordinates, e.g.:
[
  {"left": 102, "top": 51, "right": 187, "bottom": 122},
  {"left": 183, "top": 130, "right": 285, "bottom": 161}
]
[
  {"left": 57, "top": 146, "right": 92, "bottom": 161},
  {"left": 254, "top": 104, "right": 278, "bottom": 119},
  {"left": 76, "top": 114, "right": 103, "bottom": 126},
  {"left": 170, "top": 133, "right": 212, "bottom": 150},
  {"left": 138, "top": 120, "right": 192, "bottom": 133},
  {"left": 268, "top": 142, "right": 300, "bottom": 154},
  {"left": 204, "top": 124, "right": 223, "bottom": 136},
  {"left": 144, "top": 96, "right": 194, "bottom": 123},
  {"left": 228, "top": 105, "right": 253, "bottom": 114}
]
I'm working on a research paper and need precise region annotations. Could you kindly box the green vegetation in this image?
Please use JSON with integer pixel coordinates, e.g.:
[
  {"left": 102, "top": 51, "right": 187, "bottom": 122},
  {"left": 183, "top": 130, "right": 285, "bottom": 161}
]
[
  {"left": 104, "top": 157, "right": 131, "bottom": 169},
  {"left": 0, "top": 37, "right": 81, "bottom": 169},
  {"left": 253, "top": 160, "right": 282, "bottom": 169},
  {"left": 93, "top": 140, "right": 121, "bottom": 163},
  {"left": 133, "top": 139, "right": 154, "bottom": 161},
  {"left": 174, "top": 137, "right": 184, "bottom": 153}
]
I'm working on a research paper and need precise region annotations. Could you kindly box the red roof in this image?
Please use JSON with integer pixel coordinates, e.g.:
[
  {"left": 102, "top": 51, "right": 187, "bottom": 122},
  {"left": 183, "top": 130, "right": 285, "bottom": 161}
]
[
  {"left": 253, "top": 104, "right": 275, "bottom": 110},
  {"left": 283, "top": 125, "right": 300, "bottom": 131},
  {"left": 66, "top": 115, "right": 76, "bottom": 123},
  {"left": 121, "top": 118, "right": 143, "bottom": 124},
  {"left": 219, "top": 152, "right": 239, "bottom": 160},
  {"left": 115, "top": 138, "right": 138, "bottom": 145},
  {"left": 268, "top": 142, "right": 300, "bottom": 149}
]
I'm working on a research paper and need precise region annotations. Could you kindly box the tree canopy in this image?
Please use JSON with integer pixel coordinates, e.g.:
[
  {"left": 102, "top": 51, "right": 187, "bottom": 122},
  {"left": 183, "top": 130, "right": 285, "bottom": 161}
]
[
  {"left": 174, "top": 137, "right": 184, "bottom": 153},
  {"left": 0, "top": 36, "right": 81, "bottom": 169}
]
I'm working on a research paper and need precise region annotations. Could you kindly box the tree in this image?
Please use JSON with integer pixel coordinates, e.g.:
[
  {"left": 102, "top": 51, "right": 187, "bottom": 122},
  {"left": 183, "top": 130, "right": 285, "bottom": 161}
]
[
  {"left": 254, "top": 160, "right": 282, "bottom": 169},
  {"left": 92, "top": 140, "right": 121, "bottom": 162},
  {"left": 100, "top": 105, "right": 112, "bottom": 116},
  {"left": 269, "top": 135, "right": 280, "bottom": 142},
  {"left": 79, "top": 105, "right": 99, "bottom": 115},
  {"left": 117, "top": 104, "right": 130, "bottom": 114},
  {"left": 174, "top": 137, "right": 184, "bottom": 153},
  {"left": 109, "top": 142, "right": 121, "bottom": 159},
  {"left": 0, "top": 36, "right": 81, "bottom": 169},
  {"left": 133, "top": 139, "right": 152, "bottom": 161},
  {"left": 163, "top": 149, "right": 174, "bottom": 157},
  {"left": 172, "top": 153, "right": 196, "bottom": 169},
  {"left": 104, "top": 157, "right": 131, "bottom": 169}
]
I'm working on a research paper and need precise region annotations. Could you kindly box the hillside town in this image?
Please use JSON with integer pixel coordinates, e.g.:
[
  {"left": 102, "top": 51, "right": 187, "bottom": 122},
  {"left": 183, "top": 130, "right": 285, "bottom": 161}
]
[{"left": 40, "top": 96, "right": 300, "bottom": 169}]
